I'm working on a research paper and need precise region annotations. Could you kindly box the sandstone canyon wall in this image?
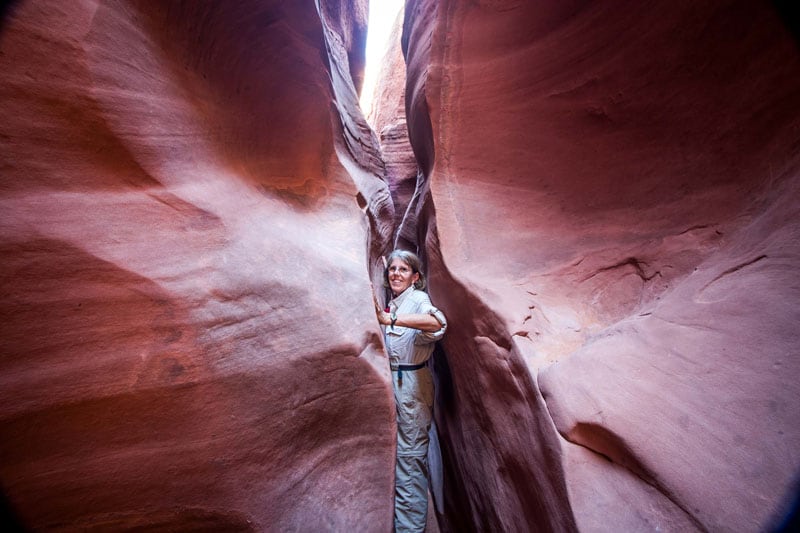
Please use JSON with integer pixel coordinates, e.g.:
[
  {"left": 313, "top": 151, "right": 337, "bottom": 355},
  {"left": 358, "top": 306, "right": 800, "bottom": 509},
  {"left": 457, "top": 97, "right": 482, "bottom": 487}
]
[
  {"left": 384, "top": 0, "right": 800, "bottom": 531},
  {"left": 3, "top": 0, "right": 800, "bottom": 531},
  {"left": 368, "top": 10, "right": 420, "bottom": 252},
  {"left": 0, "top": 0, "right": 397, "bottom": 530}
]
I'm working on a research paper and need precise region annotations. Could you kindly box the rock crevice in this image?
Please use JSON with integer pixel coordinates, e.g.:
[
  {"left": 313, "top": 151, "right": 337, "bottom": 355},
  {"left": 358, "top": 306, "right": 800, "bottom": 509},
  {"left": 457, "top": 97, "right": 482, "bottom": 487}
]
[{"left": 2, "top": 0, "right": 800, "bottom": 531}]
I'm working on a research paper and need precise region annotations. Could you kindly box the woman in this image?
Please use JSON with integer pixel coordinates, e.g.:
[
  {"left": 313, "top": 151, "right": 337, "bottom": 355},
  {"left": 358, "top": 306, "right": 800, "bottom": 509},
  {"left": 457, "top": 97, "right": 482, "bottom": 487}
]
[{"left": 374, "top": 249, "right": 447, "bottom": 532}]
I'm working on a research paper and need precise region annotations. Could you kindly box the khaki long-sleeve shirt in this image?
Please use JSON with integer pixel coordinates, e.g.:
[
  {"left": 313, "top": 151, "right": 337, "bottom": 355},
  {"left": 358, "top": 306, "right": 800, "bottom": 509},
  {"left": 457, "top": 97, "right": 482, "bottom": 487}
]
[{"left": 384, "top": 286, "right": 447, "bottom": 366}]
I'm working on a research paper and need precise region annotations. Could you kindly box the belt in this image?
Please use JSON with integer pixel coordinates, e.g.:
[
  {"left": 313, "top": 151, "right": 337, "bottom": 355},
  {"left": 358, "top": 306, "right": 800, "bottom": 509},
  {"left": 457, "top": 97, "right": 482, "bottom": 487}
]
[{"left": 393, "top": 362, "right": 426, "bottom": 386}]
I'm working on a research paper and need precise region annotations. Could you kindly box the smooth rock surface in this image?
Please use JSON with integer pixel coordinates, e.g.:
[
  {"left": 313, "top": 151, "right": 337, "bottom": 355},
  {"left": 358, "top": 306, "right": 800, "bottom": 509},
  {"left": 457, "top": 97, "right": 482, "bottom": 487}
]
[
  {"left": 0, "top": 1, "right": 394, "bottom": 530},
  {"left": 4, "top": 0, "right": 800, "bottom": 531},
  {"left": 391, "top": 0, "right": 800, "bottom": 531}
]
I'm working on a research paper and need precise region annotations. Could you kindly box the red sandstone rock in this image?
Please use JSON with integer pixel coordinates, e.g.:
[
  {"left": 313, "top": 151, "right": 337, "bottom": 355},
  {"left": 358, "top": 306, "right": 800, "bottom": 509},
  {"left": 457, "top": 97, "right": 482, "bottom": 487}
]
[
  {"left": 395, "top": 0, "right": 800, "bottom": 531},
  {"left": 0, "top": 0, "right": 394, "bottom": 530},
  {"left": 5, "top": 0, "right": 800, "bottom": 530},
  {"left": 368, "top": 10, "right": 420, "bottom": 251}
]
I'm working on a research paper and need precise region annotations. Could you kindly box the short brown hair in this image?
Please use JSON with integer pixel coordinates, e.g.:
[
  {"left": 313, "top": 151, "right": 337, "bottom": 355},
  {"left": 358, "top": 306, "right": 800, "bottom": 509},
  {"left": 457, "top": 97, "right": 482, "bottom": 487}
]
[{"left": 384, "top": 249, "right": 426, "bottom": 290}]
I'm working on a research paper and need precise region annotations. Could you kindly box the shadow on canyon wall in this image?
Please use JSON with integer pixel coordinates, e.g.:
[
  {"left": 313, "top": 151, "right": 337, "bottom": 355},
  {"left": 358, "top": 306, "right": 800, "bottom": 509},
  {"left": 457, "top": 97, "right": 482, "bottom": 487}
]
[{"left": 1, "top": 1, "right": 800, "bottom": 532}]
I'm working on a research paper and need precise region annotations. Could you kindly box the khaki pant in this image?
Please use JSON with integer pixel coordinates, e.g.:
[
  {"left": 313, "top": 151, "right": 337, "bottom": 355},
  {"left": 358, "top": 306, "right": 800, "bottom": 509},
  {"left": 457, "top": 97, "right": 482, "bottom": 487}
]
[{"left": 393, "top": 367, "right": 434, "bottom": 532}]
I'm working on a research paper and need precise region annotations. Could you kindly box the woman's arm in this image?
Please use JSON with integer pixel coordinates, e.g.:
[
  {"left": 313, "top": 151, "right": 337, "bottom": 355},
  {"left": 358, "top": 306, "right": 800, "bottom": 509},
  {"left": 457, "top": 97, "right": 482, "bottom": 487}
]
[
  {"left": 372, "top": 289, "right": 444, "bottom": 332},
  {"left": 374, "top": 306, "right": 442, "bottom": 332},
  {"left": 392, "top": 313, "right": 442, "bottom": 332}
]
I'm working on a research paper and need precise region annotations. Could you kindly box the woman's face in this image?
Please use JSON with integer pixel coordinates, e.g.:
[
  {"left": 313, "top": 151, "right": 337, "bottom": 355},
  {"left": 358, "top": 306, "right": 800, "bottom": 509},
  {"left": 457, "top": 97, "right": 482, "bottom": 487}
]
[{"left": 388, "top": 258, "right": 419, "bottom": 296}]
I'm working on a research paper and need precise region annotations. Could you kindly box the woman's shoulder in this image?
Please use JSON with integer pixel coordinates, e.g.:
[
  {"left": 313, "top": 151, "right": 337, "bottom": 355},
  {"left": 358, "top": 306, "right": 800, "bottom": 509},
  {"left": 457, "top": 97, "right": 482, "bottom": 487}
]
[{"left": 408, "top": 288, "right": 433, "bottom": 304}]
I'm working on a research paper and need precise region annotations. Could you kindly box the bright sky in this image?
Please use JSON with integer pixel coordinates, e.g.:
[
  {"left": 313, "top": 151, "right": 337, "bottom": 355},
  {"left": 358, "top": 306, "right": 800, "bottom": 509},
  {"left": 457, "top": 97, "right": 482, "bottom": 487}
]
[{"left": 359, "top": 0, "right": 405, "bottom": 118}]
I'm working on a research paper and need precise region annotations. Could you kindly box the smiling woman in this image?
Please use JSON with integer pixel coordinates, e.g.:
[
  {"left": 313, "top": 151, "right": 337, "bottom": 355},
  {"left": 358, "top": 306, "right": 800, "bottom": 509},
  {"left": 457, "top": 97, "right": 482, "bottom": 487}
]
[
  {"left": 359, "top": 0, "right": 404, "bottom": 116},
  {"left": 373, "top": 249, "right": 447, "bottom": 531}
]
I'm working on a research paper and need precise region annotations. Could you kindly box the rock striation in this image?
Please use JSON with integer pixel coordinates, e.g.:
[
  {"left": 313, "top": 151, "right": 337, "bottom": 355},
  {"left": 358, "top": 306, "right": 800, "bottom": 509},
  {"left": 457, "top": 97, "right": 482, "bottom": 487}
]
[
  {"left": 0, "top": 0, "right": 395, "bottom": 530},
  {"left": 3, "top": 0, "right": 800, "bottom": 531},
  {"left": 389, "top": 0, "right": 800, "bottom": 531},
  {"left": 367, "top": 9, "right": 419, "bottom": 252}
]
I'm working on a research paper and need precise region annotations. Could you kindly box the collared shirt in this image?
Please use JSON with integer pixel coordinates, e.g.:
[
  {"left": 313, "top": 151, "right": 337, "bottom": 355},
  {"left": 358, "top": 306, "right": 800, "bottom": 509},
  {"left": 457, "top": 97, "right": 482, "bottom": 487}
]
[{"left": 384, "top": 286, "right": 447, "bottom": 366}]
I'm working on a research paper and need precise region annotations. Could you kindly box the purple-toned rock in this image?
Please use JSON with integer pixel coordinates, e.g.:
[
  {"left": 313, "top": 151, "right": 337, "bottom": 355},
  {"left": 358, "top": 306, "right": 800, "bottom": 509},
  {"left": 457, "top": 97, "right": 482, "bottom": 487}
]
[
  {"left": 397, "top": 0, "right": 800, "bottom": 531},
  {"left": 0, "top": 1, "right": 394, "bottom": 530}
]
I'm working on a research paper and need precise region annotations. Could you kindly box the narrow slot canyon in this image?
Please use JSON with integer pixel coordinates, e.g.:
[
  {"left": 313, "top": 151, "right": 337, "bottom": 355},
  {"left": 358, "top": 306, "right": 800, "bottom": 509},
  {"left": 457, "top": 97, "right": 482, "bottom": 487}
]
[{"left": 1, "top": 1, "right": 799, "bottom": 532}]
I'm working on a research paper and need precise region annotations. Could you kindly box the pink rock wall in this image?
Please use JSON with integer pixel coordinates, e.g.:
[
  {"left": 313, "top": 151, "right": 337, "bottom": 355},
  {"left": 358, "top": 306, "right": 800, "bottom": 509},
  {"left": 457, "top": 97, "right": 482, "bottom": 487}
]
[
  {"left": 394, "top": 0, "right": 800, "bottom": 531},
  {"left": 368, "top": 11, "right": 420, "bottom": 251},
  {"left": 0, "top": 0, "right": 395, "bottom": 530},
  {"left": 4, "top": 0, "right": 800, "bottom": 530}
]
